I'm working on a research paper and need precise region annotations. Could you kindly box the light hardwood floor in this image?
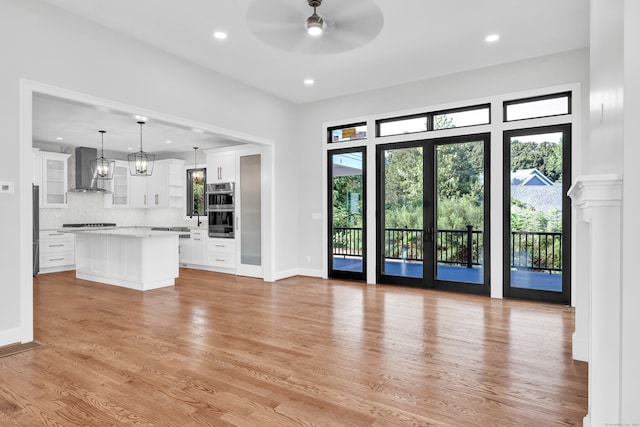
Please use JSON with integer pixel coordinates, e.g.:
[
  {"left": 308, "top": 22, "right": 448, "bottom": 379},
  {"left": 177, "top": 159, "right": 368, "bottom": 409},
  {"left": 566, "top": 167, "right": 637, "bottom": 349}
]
[{"left": 1, "top": 269, "right": 587, "bottom": 426}]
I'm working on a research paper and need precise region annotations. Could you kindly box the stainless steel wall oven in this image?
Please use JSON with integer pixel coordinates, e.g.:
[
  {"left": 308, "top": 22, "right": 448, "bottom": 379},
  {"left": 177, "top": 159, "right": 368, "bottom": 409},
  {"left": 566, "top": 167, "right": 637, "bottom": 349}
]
[{"left": 206, "top": 182, "right": 234, "bottom": 238}]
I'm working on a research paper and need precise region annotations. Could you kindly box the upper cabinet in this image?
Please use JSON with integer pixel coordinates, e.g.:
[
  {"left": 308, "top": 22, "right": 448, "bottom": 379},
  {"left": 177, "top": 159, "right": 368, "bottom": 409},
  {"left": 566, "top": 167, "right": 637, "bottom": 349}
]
[
  {"left": 103, "top": 161, "right": 130, "bottom": 208},
  {"left": 207, "top": 151, "right": 235, "bottom": 183},
  {"left": 147, "top": 159, "right": 185, "bottom": 208},
  {"left": 41, "top": 152, "right": 70, "bottom": 208},
  {"left": 126, "top": 159, "right": 184, "bottom": 209}
]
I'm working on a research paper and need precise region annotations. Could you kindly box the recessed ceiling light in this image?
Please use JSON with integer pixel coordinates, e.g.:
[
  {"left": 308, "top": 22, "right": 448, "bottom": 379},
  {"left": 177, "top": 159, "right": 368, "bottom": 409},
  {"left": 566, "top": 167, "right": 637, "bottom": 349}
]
[
  {"left": 192, "top": 128, "right": 204, "bottom": 134},
  {"left": 127, "top": 147, "right": 133, "bottom": 151},
  {"left": 213, "top": 31, "right": 227, "bottom": 40},
  {"left": 55, "top": 137, "right": 63, "bottom": 141},
  {"left": 485, "top": 34, "right": 500, "bottom": 43},
  {"left": 165, "top": 140, "right": 172, "bottom": 144},
  {"left": 304, "top": 78, "right": 315, "bottom": 86}
]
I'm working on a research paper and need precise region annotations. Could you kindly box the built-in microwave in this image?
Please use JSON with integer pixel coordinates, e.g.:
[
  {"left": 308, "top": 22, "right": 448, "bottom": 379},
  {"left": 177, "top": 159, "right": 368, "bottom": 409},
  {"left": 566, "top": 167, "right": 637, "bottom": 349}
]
[{"left": 206, "top": 182, "right": 234, "bottom": 211}]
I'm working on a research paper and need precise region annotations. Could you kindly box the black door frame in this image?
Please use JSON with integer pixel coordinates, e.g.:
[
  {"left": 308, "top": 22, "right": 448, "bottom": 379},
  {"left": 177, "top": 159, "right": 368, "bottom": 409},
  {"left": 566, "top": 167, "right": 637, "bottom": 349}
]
[
  {"left": 376, "top": 133, "right": 491, "bottom": 295},
  {"left": 502, "top": 124, "right": 571, "bottom": 304},
  {"left": 327, "top": 146, "right": 367, "bottom": 281}
]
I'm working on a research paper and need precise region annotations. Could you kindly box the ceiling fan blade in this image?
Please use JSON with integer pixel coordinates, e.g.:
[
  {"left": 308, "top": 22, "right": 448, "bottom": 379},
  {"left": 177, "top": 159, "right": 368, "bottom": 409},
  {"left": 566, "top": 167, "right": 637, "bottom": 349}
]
[{"left": 246, "top": 0, "right": 384, "bottom": 54}]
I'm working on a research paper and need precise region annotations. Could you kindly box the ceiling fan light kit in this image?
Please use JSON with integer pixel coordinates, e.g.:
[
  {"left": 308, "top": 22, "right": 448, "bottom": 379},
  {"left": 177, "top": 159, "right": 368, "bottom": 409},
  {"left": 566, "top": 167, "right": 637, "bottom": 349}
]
[{"left": 307, "top": 0, "right": 324, "bottom": 36}]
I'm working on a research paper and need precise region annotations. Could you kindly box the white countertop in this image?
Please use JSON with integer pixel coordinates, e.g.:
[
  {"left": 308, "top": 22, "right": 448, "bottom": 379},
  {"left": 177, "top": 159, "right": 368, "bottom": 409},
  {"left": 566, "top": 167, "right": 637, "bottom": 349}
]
[{"left": 65, "top": 228, "right": 184, "bottom": 238}]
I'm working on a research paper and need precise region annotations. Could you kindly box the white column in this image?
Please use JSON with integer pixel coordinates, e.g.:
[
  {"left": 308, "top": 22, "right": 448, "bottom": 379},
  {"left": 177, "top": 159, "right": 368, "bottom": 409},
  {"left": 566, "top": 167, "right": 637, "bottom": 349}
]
[{"left": 568, "top": 174, "right": 623, "bottom": 427}]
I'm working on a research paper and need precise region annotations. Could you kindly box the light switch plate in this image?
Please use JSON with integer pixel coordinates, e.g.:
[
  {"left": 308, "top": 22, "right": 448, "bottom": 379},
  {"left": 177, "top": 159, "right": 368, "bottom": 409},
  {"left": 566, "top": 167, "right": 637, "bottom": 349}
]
[{"left": 0, "top": 181, "right": 15, "bottom": 195}]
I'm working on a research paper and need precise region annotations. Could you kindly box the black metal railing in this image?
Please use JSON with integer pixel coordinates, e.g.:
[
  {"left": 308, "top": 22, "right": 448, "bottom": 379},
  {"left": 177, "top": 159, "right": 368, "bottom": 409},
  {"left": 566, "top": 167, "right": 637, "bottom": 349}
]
[
  {"left": 332, "top": 227, "right": 562, "bottom": 273},
  {"left": 510, "top": 231, "right": 562, "bottom": 273}
]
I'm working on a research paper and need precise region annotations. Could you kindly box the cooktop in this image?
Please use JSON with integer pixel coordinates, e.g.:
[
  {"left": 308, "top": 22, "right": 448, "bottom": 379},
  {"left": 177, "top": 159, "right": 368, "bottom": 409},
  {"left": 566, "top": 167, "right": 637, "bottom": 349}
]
[{"left": 62, "top": 223, "right": 116, "bottom": 228}]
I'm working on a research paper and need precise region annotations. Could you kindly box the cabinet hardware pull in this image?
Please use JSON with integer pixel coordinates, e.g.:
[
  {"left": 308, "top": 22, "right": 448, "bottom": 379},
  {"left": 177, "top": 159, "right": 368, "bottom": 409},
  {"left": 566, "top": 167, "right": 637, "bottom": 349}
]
[
  {"left": 216, "top": 258, "right": 225, "bottom": 262},
  {"left": 49, "top": 233, "right": 63, "bottom": 236},
  {"left": 65, "top": 192, "right": 67, "bottom": 204},
  {"left": 155, "top": 194, "right": 159, "bottom": 205},
  {"left": 144, "top": 194, "right": 147, "bottom": 205},
  {"left": 49, "top": 258, "right": 64, "bottom": 261},
  {"left": 49, "top": 244, "right": 64, "bottom": 247}
]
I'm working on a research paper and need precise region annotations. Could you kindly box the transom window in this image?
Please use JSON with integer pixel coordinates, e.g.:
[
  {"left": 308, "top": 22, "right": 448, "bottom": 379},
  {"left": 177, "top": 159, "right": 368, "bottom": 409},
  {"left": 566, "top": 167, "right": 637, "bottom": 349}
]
[
  {"left": 327, "top": 122, "right": 367, "bottom": 143},
  {"left": 376, "top": 104, "right": 490, "bottom": 137},
  {"left": 504, "top": 92, "right": 571, "bottom": 122}
]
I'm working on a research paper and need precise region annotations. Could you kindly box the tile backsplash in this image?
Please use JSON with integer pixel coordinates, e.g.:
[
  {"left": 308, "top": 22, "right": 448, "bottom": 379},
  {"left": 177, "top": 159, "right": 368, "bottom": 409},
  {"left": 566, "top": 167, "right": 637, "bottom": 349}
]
[{"left": 39, "top": 192, "right": 199, "bottom": 230}]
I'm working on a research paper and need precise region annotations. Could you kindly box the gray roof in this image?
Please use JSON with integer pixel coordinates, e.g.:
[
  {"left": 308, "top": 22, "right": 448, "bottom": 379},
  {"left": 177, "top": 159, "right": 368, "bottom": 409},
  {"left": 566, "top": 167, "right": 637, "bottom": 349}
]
[{"left": 511, "top": 185, "right": 563, "bottom": 213}]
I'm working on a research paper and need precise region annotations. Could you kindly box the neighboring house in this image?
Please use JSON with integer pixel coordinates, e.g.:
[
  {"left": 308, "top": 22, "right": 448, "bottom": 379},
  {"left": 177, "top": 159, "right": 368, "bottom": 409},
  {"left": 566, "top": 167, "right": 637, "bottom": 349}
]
[
  {"left": 510, "top": 168, "right": 555, "bottom": 186},
  {"left": 511, "top": 169, "right": 561, "bottom": 213}
]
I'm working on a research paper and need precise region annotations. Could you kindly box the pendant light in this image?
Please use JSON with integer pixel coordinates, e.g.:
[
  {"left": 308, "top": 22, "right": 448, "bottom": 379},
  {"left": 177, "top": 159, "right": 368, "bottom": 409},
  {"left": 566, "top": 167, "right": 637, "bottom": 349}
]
[
  {"left": 128, "top": 120, "right": 155, "bottom": 176},
  {"left": 192, "top": 146, "right": 203, "bottom": 180},
  {"left": 91, "top": 130, "right": 115, "bottom": 180}
]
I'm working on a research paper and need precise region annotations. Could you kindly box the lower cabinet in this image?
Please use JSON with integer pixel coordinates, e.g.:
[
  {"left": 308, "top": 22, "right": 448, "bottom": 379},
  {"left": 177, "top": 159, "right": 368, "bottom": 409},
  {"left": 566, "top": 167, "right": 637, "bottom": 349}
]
[
  {"left": 207, "top": 238, "right": 236, "bottom": 269},
  {"left": 39, "top": 231, "right": 75, "bottom": 273},
  {"left": 179, "top": 230, "right": 207, "bottom": 266},
  {"left": 179, "top": 231, "right": 236, "bottom": 273}
]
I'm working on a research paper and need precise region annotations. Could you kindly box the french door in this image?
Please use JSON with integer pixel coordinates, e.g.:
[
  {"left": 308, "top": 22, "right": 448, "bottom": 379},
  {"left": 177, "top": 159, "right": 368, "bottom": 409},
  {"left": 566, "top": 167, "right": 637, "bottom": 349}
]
[
  {"left": 328, "top": 147, "right": 367, "bottom": 281},
  {"left": 376, "top": 134, "right": 490, "bottom": 294},
  {"left": 503, "top": 124, "right": 571, "bottom": 303}
]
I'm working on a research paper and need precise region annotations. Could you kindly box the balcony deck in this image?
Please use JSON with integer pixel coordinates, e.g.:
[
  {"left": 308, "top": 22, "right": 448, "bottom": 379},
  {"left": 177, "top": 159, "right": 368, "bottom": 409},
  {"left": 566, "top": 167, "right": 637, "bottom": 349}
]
[{"left": 333, "top": 257, "right": 562, "bottom": 292}]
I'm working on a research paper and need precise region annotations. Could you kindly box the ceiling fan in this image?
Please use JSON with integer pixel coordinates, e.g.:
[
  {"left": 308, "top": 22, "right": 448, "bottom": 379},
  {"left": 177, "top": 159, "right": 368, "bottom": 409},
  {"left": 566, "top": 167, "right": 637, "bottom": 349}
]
[{"left": 246, "top": 0, "right": 384, "bottom": 55}]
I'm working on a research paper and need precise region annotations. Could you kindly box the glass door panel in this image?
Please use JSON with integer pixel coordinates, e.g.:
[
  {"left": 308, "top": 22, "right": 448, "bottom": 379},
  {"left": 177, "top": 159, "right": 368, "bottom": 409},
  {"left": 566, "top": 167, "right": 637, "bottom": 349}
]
[
  {"left": 329, "top": 148, "right": 366, "bottom": 280},
  {"left": 377, "top": 135, "right": 490, "bottom": 294},
  {"left": 380, "top": 145, "right": 424, "bottom": 280},
  {"left": 435, "top": 140, "right": 485, "bottom": 285},
  {"left": 504, "top": 125, "right": 571, "bottom": 303}
]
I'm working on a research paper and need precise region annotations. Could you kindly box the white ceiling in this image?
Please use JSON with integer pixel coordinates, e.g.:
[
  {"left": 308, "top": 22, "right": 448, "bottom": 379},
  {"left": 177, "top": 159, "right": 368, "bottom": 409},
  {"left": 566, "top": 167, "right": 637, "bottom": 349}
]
[
  {"left": 33, "top": 94, "right": 247, "bottom": 156},
  {"left": 34, "top": 0, "right": 589, "bottom": 155}
]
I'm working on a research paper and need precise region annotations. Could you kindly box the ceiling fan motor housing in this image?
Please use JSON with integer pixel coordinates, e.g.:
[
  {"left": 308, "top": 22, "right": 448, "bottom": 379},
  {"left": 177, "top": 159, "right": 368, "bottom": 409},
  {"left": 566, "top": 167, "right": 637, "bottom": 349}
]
[{"left": 308, "top": 0, "right": 322, "bottom": 8}]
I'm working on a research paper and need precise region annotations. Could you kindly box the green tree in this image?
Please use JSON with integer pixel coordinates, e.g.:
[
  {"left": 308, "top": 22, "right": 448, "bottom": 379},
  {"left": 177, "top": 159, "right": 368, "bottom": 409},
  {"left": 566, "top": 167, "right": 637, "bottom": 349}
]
[{"left": 511, "top": 140, "right": 563, "bottom": 182}]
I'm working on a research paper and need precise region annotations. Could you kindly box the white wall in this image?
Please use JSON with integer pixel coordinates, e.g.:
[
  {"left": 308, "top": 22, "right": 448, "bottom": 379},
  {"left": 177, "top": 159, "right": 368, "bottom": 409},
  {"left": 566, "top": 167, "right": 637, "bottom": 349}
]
[
  {"left": 621, "top": 0, "right": 640, "bottom": 423},
  {"left": 0, "top": 0, "right": 299, "bottom": 345},
  {"left": 295, "top": 49, "right": 590, "bottom": 278}
]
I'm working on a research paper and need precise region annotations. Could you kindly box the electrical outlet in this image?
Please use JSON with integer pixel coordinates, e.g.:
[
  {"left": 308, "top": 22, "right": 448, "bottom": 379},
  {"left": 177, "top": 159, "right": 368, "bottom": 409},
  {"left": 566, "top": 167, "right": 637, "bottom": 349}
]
[{"left": 0, "top": 181, "right": 15, "bottom": 195}]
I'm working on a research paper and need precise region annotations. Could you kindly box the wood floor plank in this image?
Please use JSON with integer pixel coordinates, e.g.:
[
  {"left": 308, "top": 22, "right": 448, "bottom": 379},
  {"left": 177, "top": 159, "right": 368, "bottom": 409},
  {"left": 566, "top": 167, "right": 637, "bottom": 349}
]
[{"left": 0, "top": 269, "right": 587, "bottom": 425}]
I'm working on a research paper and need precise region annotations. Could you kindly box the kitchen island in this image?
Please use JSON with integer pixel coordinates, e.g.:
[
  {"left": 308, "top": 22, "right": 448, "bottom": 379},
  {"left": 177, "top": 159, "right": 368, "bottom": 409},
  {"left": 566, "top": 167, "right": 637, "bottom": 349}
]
[{"left": 71, "top": 228, "right": 181, "bottom": 291}]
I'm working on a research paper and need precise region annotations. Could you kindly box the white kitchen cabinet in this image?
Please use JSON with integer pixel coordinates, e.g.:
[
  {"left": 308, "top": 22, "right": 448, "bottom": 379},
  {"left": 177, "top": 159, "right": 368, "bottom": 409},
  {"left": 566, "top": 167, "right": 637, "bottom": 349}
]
[
  {"left": 130, "top": 159, "right": 184, "bottom": 208},
  {"left": 39, "top": 231, "right": 75, "bottom": 273},
  {"left": 207, "top": 151, "right": 235, "bottom": 183},
  {"left": 207, "top": 237, "right": 236, "bottom": 269},
  {"left": 103, "top": 161, "right": 129, "bottom": 208},
  {"left": 41, "top": 152, "right": 70, "bottom": 208},
  {"left": 179, "top": 229, "right": 207, "bottom": 266},
  {"left": 129, "top": 175, "right": 148, "bottom": 208}
]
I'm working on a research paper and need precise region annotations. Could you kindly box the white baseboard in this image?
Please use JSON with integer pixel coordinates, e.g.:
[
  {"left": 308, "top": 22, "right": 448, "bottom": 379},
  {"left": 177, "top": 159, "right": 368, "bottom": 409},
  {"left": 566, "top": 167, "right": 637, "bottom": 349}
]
[
  {"left": 0, "top": 327, "right": 23, "bottom": 347},
  {"left": 296, "top": 268, "right": 323, "bottom": 278},
  {"left": 272, "top": 268, "right": 299, "bottom": 281},
  {"left": 272, "top": 268, "right": 323, "bottom": 281},
  {"left": 582, "top": 414, "right": 590, "bottom": 427},
  {"left": 572, "top": 333, "right": 589, "bottom": 362}
]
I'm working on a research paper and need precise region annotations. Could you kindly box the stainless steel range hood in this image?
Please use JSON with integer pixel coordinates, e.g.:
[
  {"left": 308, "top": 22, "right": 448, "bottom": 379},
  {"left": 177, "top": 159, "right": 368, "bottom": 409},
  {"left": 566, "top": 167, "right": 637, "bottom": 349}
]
[{"left": 71, "top": 147, "right": 109, "bottom": 193}]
